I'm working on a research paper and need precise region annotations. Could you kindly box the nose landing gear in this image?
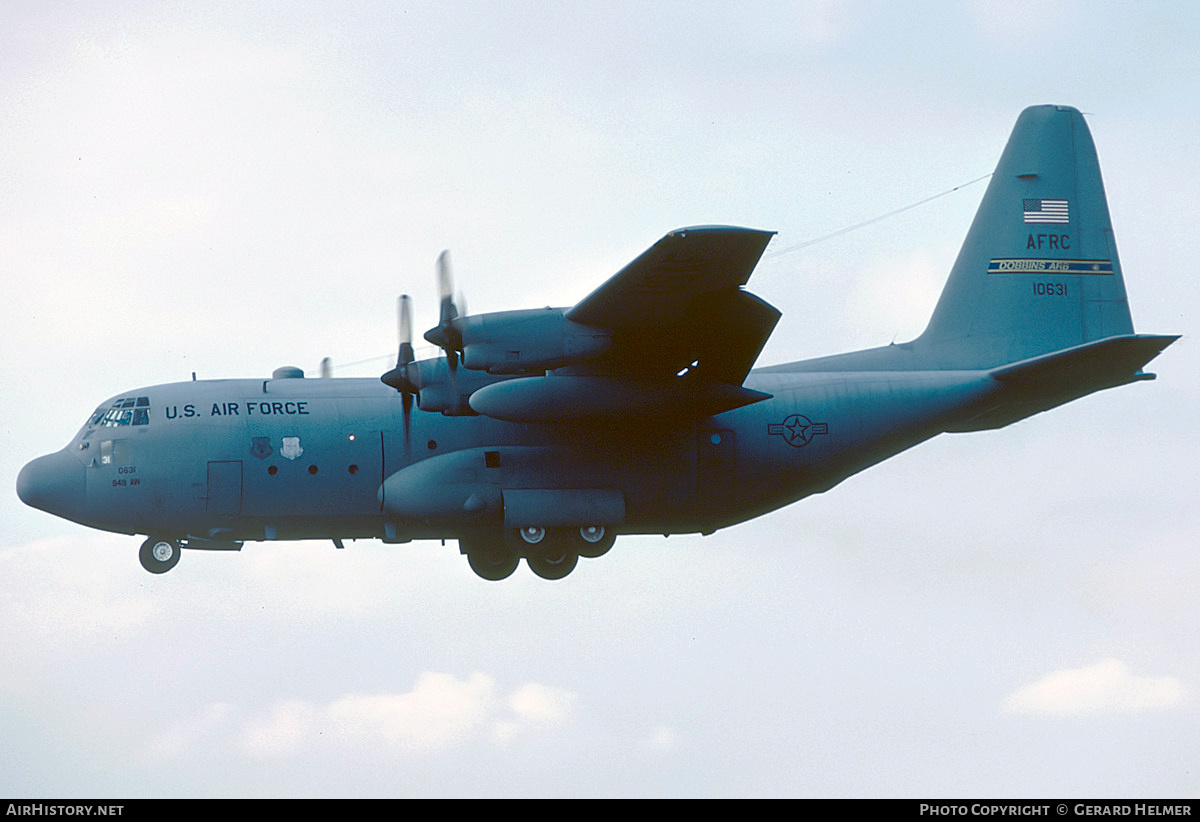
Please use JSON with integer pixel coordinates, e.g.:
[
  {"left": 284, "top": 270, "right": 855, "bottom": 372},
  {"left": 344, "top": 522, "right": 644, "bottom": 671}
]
[{"left": 139, "top": 537, "right": 181, "bottom": 574}]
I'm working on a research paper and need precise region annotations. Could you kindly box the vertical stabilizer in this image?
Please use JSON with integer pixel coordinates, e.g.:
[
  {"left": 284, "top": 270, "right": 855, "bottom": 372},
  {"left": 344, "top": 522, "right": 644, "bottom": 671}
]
[{"left": 916, "top": 105, "right": 1134, "bottom": 368}]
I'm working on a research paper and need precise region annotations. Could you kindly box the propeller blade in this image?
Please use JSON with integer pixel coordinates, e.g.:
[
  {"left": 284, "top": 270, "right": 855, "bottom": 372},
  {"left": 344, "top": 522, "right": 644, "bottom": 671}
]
[
  {"left": 426, "top": 250, "right": 463, "bottom": 352},
  {"left": 398, "top": 294, "right": 415, "bottom": 443},
  {"left": 382, "top": 294, "right": 418, "bottom": 393},
  {"left": 437, "top": 250, "right": 455, "bottom": 321},
  {"left": 416, "top": 250, "right": 466, "bottom": 414},
  {"left": 398, "top": 294, "right": 414, "bottom": 366}
]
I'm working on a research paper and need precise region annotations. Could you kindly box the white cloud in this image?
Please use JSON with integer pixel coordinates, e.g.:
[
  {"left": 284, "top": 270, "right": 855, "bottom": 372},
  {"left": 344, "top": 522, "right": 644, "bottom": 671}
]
[
  {"left": 507, "top": 681, "right": 576, "bottom": 724},
  {"left": 327, "top": 672, "right": 495, "bottom": 751},
  {"left": 492, "top": 681, "right": 577, "bottom": 743},
  {"left": 240, "top": 699, "right": 318, "bottom": 757},
  {"left": 1002, "top": 659, "right": 1186, "bottom": 717},
  {"left": 240, "top": 672, "right": 576, "bottom": 757}
]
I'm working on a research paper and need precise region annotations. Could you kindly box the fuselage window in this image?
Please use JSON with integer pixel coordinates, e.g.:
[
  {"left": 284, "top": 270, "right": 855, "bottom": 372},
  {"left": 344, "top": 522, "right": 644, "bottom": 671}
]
[{"left": 100, "top": 439, "right": 129, "bottom": 465}]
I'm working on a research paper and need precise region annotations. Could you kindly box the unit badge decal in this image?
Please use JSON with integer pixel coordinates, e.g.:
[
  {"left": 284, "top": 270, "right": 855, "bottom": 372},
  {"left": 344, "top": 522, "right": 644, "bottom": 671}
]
[
  {"left": 768, "top": 414, "right": 828, "bottom": 448},
  {"left": 280, "top": 437, "right": 304, "bottom": 460},
  {"left": 250, "top": 437, "right": 273, "bottom": 460}
]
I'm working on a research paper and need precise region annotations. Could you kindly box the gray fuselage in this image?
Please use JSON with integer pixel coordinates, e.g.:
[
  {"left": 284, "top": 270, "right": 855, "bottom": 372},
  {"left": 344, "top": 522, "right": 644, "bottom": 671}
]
[{"left": 27, "top": 363, "right": 999, "bottom": 546}]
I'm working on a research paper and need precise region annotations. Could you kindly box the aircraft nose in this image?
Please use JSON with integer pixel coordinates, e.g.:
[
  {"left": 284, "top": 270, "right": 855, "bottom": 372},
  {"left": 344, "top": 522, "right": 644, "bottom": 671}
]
[{"left": 17, "top": 450, "right": 85, "bottom": 518}]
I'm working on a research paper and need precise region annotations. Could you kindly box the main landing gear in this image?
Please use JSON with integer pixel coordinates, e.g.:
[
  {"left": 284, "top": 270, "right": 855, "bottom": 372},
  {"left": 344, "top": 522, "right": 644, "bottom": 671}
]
[
  {"left": 460, "top": 526, "right": 617, "bottom": 581},
  {"left": 139, "top": 537, "right": 181, "bottom": 574},
  {"left": 463, "top": 536, "right": 522, "bottom": 581}
]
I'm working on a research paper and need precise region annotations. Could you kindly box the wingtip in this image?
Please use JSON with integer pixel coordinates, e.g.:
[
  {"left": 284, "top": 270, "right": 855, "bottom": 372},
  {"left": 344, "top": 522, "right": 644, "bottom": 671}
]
[{"left": 667, "top": 225, "right": 776, "bottom": 238}]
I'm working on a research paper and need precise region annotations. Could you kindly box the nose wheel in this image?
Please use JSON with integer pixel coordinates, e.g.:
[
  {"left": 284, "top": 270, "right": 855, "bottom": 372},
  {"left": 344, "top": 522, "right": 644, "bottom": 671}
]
[{"left": 139, "top": 537, "right": 181, "bottom": 574}]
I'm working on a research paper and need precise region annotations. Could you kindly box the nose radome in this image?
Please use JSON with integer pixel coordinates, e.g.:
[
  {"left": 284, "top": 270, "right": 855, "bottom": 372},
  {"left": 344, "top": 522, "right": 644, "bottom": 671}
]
[{"left": 16, "top": 450, "right": 86, "bottom": 519}]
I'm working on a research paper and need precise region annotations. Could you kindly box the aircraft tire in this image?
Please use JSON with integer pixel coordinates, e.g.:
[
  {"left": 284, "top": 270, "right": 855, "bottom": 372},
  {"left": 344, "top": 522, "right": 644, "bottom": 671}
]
[
  {"left": 576, "top": 526, "right": 616, "bottom": 559},
  {"left": 524, "top": 530, "right": 578, "bottom": 580},
  {"left": 139, "top": 537, "right": 181, "bottom": 574},
  {"left": 462, "top": 538, "right": 519, "bottom": 581}
]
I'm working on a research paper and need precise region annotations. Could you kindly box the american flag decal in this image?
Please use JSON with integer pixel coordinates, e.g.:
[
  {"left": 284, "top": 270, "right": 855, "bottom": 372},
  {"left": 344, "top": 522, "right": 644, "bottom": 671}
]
[{"left": 1023, "top": 198, "right": 1069, "bottom": 224}]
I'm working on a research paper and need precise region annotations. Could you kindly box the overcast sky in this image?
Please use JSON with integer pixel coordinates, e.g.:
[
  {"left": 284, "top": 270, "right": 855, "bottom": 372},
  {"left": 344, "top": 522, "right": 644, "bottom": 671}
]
[{"left": 2, "top": 0, "right": 1197, "bottom": 798}]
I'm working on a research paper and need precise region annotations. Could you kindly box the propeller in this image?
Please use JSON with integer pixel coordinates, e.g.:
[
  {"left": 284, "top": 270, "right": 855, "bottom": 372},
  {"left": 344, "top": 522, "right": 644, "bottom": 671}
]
[
  {"left": 381, "top": 295, "right": 416, "bottom": 390},
  {"left": 380, "top": 251, "right": 471, "bottom": 418},
  {"left": 425, "top": 250, "right": 463, "bottom": 352},
  {"left": 381, "top": 294, "right": 418, "bottom": 444},
  {"left": 424, "top": 249, "right": 464, "bottom": 409}
]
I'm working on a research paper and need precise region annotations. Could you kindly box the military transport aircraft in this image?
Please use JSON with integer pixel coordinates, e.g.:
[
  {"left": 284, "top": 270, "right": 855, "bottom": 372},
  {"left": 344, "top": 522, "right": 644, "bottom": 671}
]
[{"left": 16, "top": 105, "right": 1177, "bottom": 580}]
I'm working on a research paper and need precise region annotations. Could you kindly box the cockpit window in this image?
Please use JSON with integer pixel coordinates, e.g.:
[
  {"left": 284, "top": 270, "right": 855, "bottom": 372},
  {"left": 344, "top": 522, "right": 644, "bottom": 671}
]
[{"left": 90, "top": 397, "right": 152, "bottom": 427}]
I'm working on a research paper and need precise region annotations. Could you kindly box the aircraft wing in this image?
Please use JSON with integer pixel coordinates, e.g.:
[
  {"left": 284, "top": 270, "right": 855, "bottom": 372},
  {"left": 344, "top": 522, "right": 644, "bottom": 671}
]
[
  {"left": 425, "top": 225, "right": 781, "bottom": 422},
  {"left": 565, "top": 226, "right": 780, "bottom": 385},
  {"left": 567, "top": 226, "right": 776, "bottom": 328}
]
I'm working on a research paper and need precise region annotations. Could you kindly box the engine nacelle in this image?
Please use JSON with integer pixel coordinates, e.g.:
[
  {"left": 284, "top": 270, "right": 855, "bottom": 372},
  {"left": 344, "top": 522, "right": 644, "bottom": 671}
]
[
  {"left": 458, "top": 308, "right": 611, "bottom": 374},
  {"left": 402, "top": 358, "right": 516, "bottom": 415},
  {"left": 468, "top": 375, "right": 772, "bottom": 422}
]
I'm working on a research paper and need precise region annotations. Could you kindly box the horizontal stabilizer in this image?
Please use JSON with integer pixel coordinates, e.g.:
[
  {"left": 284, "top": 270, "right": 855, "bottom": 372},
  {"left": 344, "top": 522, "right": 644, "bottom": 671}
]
[
  {"left": 989, "top": 334, "right": 1179, "bottom": 387},
  {"left": 948, "top": 334, "right": 1178, "bottom": 432}
]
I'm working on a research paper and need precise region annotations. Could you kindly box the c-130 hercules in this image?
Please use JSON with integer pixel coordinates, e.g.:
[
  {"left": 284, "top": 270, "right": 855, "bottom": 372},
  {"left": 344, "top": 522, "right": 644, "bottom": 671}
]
[{"left": 17, "top": 105, "right": 1177, "bottom": 580}]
